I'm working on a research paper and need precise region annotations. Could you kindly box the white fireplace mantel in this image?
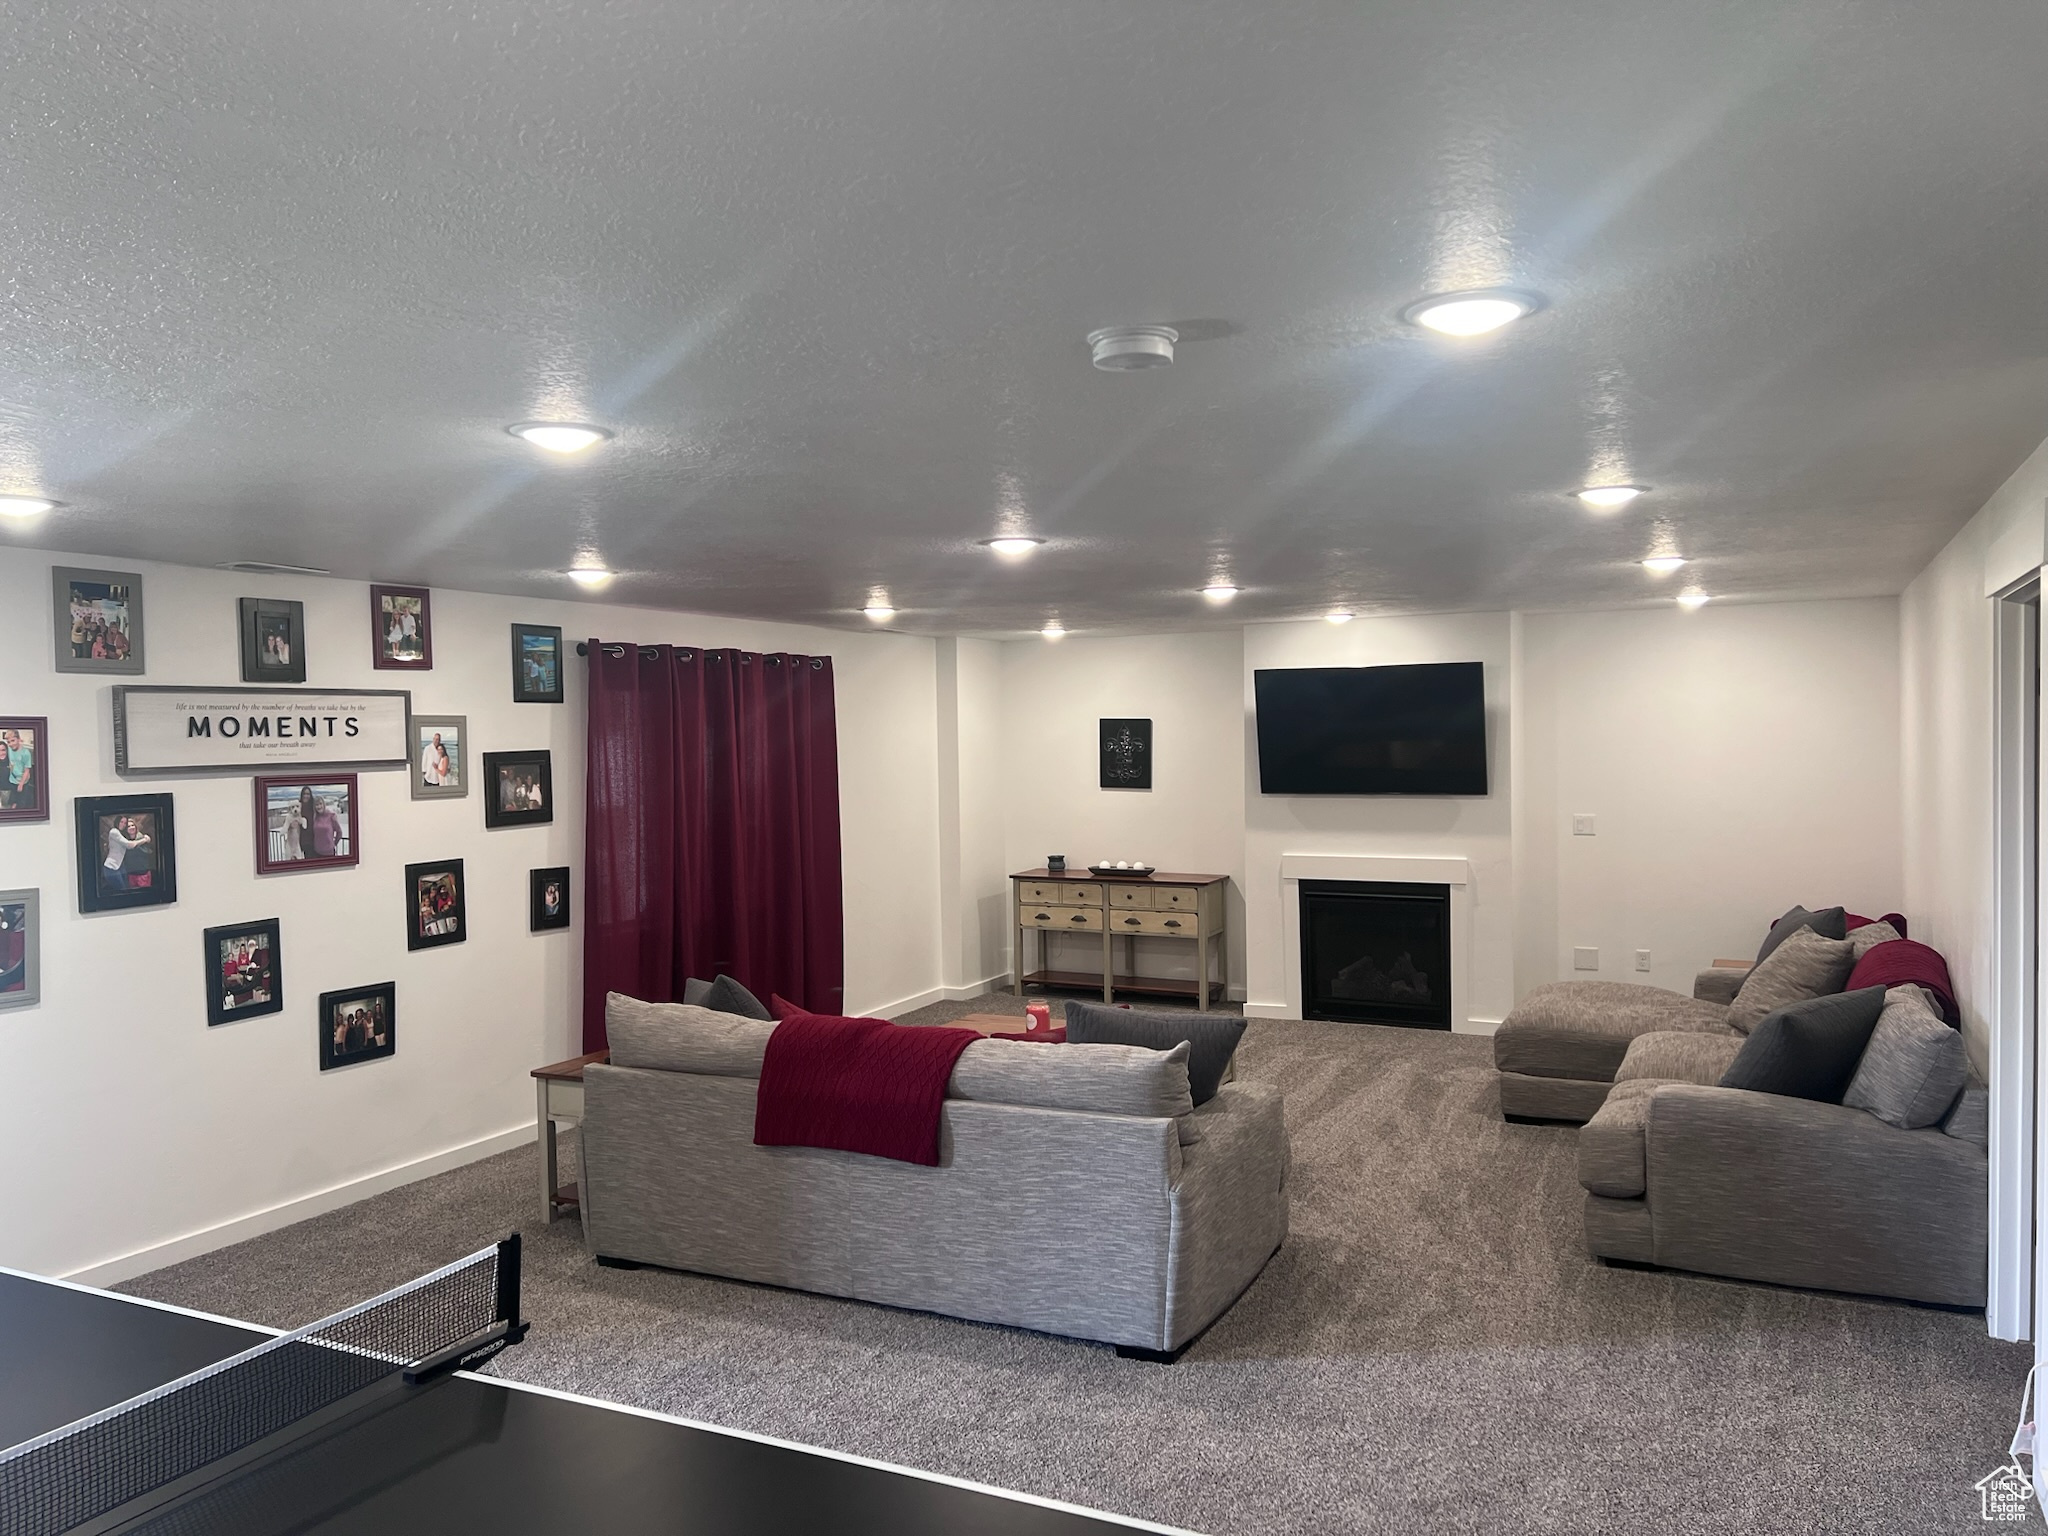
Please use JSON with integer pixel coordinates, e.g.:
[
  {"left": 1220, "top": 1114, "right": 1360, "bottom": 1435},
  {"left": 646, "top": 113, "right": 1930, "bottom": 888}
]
[{"left": 1251, "top": 854, "right": 1481, "bottom": 1032}]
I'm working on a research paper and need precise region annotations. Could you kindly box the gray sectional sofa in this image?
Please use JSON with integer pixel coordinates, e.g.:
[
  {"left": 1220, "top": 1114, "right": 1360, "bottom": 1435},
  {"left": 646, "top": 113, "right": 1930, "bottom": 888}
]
[
  {"left": 579, "top": 995, "right": 1291, "bottom": 1355},
  {"left": 1578, "top": 1026, "right": 1989, "bottom": 1306},
  {"left": 1494, "top": 969, "right": 1749, "bottom": 1122},
  {"left": 1493, "top": 922, "right": 1989, "bottom": 1307}
]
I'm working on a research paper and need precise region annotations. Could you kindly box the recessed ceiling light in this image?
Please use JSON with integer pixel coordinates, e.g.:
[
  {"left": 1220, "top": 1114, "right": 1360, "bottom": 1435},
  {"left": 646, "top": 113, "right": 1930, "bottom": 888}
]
[
  {"left": 1576, "top": 484, "right": 1648, "bottom": 509},
  {"left": 1325, "top": 610, "right": 1354, "bottom": 624},
  {"left": 1401, "top": 290, "right": 1542, "bottom": 337},
  {"left": 1641, "top": 556, "right": 1687, "bottom": 575},
  {"left": 1087, "top": 325, "right": 1178, "bottom": 370},
  {"left": 0, "top": 495, "right": 57, "bottom": 518},
  {"left": 862, "top": 602, "right": 895, "bottom": 621},
  {"left": 508, "top": 422, "right": 613, "bottom": 454},
  {"left": 981, "top": 536, "right": 1045, "bottom": 557},
  {"left": 566, "top": 567, "right": 613, "bottom": 588},
  {"left": 1201, "top": 584, "right": 1240, "bottom": 603},
  {"left": 1041, "top": 620, "right": 1066, "bottom": 640},
  {"left": 1676, "top": 591, "right": 1710, "bottom": 610}
]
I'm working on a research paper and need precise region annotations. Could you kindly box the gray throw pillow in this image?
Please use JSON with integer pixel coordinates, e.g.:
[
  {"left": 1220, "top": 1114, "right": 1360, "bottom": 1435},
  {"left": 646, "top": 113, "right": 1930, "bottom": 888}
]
[
  {"left": 1064, "top": 1001, "right": 1246, "bottom": 1106},
  {"left": 1755, "top": 905, "right": 1848, "bottom": 965},
  {"left": 1846, "top": 919, "right": 1904, "bottom": 960},
  {"left": 1725, "top": 925, "right": 1857, "bottom": 1033},
  {"left": 681, "top": 977, "right": 713, "bottom": 1006},
  {"left": 1843, "top": 986, "right": 1968, "bottom": 1129},
  {"left": 1719, "top": 986, "right": 1887, "bottom": 1102},
  {"left": 699, "top": 973, "right": 771, "bottom": 1021}
]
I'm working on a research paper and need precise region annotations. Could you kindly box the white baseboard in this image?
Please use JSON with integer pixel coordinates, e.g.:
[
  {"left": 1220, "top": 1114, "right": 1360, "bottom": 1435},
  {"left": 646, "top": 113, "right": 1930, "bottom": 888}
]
[
  {"left": 64, "top": 1122, "right": 537, "bottom": 1287},
  {"left": 1242, "top": 1005, "right": 1501, "bottom": 1034}
]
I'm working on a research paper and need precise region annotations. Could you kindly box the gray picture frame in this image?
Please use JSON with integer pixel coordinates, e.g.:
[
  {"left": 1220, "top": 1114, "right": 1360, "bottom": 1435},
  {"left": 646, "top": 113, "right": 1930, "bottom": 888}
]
[
  {"left": 411, "top": 714, "right": 469, "bottom": 801},
  {"left": 52, "top": 566, "right": 146, "bottom": 675},
  {"left": 0, "top": 888, "right": 38, "bottom": 1012}
]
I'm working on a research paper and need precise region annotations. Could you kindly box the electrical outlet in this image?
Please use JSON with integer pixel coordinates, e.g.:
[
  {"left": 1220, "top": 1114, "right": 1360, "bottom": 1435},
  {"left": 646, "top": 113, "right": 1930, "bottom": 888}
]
[
  {"left": 1572, "top": 814, "right": 1596, "bottom": 836},
  {"left": 1573, "top": 946, "right": 1599, "bottom": 971},
  {"left": 1635, "top": 949, "right": 1652, "bottom": 972}
]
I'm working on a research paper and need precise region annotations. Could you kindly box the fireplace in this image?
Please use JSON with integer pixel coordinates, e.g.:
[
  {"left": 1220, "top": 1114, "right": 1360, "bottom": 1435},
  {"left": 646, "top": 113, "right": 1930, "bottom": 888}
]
[{"left": 1298, "top": 879, "right": 1452, "bottom": 1029}]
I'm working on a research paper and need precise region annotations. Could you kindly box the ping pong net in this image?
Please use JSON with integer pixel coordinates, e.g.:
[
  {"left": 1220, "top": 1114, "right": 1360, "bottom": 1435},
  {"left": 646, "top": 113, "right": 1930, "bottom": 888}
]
[{"left": 0, "top": 1233, "right": 527, "bottom": 1536}]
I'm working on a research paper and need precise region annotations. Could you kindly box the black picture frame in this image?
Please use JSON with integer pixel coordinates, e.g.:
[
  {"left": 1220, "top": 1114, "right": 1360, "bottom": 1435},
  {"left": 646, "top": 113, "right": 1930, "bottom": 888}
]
[
  {"left": 511, "top": 623, "right": 565, "bottom": 703},
  {"left": 203, "top": 918, "right": 283, "bottom": 1026},
  {"left": 74, "top": 793, "right": 178, "bottom": 912},
  {"left": 405, "top": 858, "right": 466, "bottom": 951},
  {"left": 483, "top": 750, "right": 554, "bottom": 827},
  {"left": 530, "top": 866, "right": 571, "bottom": 932},
  {"left": 318, "top": 981, "right": 395, "bottom": 1070},
  {"left": 0, "top": 716, "right": 50, "bottom": 823},
  {"left": 0, "top": 889, "right": 40, "bottom": 1013},
  {"left": 237, "top": 597, "right": 307, "bottom": 684},
  {"left": 1099, "top": 717, "right": 1153, "bottom": 790}
]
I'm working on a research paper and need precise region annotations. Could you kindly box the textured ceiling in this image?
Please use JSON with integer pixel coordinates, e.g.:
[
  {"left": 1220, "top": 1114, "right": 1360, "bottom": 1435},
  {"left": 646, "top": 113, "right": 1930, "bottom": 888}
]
[{"left": 4, "top": 1, "right": 2048, "bottom": 635}]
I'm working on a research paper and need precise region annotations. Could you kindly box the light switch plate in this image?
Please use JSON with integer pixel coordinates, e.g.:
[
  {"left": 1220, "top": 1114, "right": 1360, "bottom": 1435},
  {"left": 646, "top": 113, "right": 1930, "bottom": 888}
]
[
  {"left": 1573, "top": 946, "right": 1599, "bottom": 971},
  {"left": 1572, "top": 814, "right": 1596, "bottom": 836},
  {"left": 1635, "top": 949, "right": 1652, "bottom": 972}
]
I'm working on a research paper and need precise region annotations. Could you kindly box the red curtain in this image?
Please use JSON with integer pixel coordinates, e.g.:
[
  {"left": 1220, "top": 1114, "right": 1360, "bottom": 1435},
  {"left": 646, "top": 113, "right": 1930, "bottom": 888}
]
[{"left": 582, "top": 643, "right": 844, "bottom": 1051}]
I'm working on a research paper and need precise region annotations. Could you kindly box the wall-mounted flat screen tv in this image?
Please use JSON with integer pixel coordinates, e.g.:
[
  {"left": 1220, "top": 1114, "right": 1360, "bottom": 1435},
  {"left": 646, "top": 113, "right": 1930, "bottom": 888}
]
[{"left": 1253, "top": 661, "right": 1488, "bottom": 795}]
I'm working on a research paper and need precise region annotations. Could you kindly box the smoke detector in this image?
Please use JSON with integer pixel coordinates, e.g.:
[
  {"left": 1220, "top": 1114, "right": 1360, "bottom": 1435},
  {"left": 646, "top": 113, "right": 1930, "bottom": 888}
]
[{"left": 1087, "top": 325, "right": 1177, "bottom": 371}]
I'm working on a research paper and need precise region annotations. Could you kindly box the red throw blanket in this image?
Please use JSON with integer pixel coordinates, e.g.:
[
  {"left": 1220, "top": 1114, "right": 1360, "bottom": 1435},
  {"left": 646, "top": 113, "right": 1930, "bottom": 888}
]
[
  {"left": 1847, "top": 938, "right": 1958, "bottom": 1026},
  {"left": 754, "top": 1001, "right": 980, "bottom": 1165}
]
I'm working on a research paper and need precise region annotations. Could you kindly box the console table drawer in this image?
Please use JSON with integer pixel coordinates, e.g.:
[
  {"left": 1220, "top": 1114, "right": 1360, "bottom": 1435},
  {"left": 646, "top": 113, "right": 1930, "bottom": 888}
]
[
  {"left": 1022, "top": 905, "right": 1103, "bottom": 932},
  {"left": 1109, "top": 908, "right": 1200, "bottom": 937},
  {"left": 1109, "top": 886, "right": 1156, "bottom": 909},
  {"left": 1156, "top": 887, "right": 1199, "bottom": 912},
  {"left": 1020, "top": 881, "right": 1103, "bottom": 906}
]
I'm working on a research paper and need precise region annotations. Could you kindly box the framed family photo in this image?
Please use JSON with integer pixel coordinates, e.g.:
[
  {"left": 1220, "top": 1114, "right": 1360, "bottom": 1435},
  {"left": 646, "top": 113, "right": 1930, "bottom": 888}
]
[
  {"left": 405, "top": 858, "right": 466, "bottom": 951},
  {"left": 411, "top": 715, "right": 467, "bottom": 801},
  {"left": 203, "top": 917, "right": 282, "bottom": 1026},
  {"left": 53, "top": 566, "right": 144, "bottom": 675},
  {"left": 0, "top": 889, "right": 39, "bottom": 1012},
  {"left": 74, "top": 793, "right": 177, "bottom": 912},
  {"left": 0, "top": 717, "right": 49, "bottom": 823},
  {"left": 238, "top": 598, "right": 307, "bottom": 685},
  {"left": 530, "top": 866, "right": 571, "bottom": 931},
  {"left": 254, "top": 774, "right": 359, "bottom": 874},
  {"left": 511, "top": 623, "right": 564, "bottom": 703},
  {"left": 483, "top": 750, "right": 553, "bottom": 827},
  {"left": 370, "top": 585, "right": 432, "bottom": 670},
  {"left": 318, "top": 981, "right": 395, "bottom": 1071}
]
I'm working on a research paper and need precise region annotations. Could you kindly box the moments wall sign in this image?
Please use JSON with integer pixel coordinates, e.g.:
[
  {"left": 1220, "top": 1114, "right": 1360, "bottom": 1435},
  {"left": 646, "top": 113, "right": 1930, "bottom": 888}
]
[{"left": 112, "top": 687, "right": 412, "bottom": 775}]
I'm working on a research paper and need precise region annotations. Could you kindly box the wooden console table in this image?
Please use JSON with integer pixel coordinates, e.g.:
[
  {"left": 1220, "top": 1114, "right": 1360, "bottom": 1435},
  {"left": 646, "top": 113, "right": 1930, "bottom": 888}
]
[{"left": 1010, "top": 868, "right": 1228, "bottom": 1010}]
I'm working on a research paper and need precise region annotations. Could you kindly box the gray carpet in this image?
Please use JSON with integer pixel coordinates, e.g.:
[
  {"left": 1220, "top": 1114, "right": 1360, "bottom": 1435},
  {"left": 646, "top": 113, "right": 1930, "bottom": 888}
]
[{"left": 124, "top": 993, "right": 2028, "bottom": 1535}]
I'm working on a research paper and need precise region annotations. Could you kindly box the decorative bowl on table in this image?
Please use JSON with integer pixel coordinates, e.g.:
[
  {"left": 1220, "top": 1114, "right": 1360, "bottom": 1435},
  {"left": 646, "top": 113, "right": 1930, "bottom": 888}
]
[{"left": 1088, "top": 863, "right": 1156, "bottom": 876}]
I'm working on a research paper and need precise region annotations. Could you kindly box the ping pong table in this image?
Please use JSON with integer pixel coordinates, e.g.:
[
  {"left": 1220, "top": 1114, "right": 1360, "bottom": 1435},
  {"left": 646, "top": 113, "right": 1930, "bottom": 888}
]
[{"left": 1, "top": 1238, "right": 1192, "bottom": 1536}]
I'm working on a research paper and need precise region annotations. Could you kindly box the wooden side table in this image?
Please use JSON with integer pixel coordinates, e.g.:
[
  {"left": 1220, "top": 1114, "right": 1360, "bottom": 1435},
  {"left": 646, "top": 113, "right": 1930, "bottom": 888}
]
[
  {"left": 1010, "top": 868, "right": 1229, "bottom": 1009},
  {"left": 532, "top": 1050, "right": 607, "bottom": 1222}
]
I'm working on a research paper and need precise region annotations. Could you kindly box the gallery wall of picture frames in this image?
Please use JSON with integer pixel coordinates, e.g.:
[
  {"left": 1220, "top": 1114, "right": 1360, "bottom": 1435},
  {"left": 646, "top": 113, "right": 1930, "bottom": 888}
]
[{"left": 7, "top": 564, "right": 581, "bottom": 1074}]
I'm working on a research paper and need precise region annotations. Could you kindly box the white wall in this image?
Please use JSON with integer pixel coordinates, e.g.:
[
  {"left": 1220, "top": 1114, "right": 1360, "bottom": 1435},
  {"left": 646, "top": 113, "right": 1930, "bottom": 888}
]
[
  {"left": 998, "top": 631, "right": 1247, "bottom": 992},
  {"left": 1902, "top": 436, "right": 2048, "bottom": 1071},
  {"left": 935, "top": 637, "right": 1009, "bottom": 994},
  {"left": 1516, "top": 600, "right": 1903, "bottom": 998},
  {"left": 1242, "top": 613, "right": 1515, "bottom": 1028},
  {"left": 0, "top": 543, "right": 943, "bottom": 1280}
]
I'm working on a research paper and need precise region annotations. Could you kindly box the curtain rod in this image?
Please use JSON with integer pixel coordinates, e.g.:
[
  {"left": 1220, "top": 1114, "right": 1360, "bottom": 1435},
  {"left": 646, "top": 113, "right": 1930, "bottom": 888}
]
[{"left": 576, "top": 642, "right": 825, "bottom": 668}]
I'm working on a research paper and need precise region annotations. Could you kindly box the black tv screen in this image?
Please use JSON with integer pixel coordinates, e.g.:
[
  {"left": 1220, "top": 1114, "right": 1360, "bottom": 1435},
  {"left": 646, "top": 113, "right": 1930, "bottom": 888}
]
[{"left": 1253, "top": 662, "right": 1488, "bottom": 796}]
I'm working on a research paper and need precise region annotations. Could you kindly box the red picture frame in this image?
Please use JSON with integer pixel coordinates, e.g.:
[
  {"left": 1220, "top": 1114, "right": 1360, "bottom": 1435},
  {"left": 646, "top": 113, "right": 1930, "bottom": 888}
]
[
  {"left": 254, "top": 774, "right": 361, "bottom": 874},
  {"left": 0, "top": 716, "right": 50, "bottom": 824},
  {"left": 370, "top": 585, "right": 432, "bottom": 670}
]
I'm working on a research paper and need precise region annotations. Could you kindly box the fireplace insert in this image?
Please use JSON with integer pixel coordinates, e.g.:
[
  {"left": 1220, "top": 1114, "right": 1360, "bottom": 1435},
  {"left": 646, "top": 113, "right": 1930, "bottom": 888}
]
[{"left": 1298, "top": 879, "right": 1451, "bottom": 1029}]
